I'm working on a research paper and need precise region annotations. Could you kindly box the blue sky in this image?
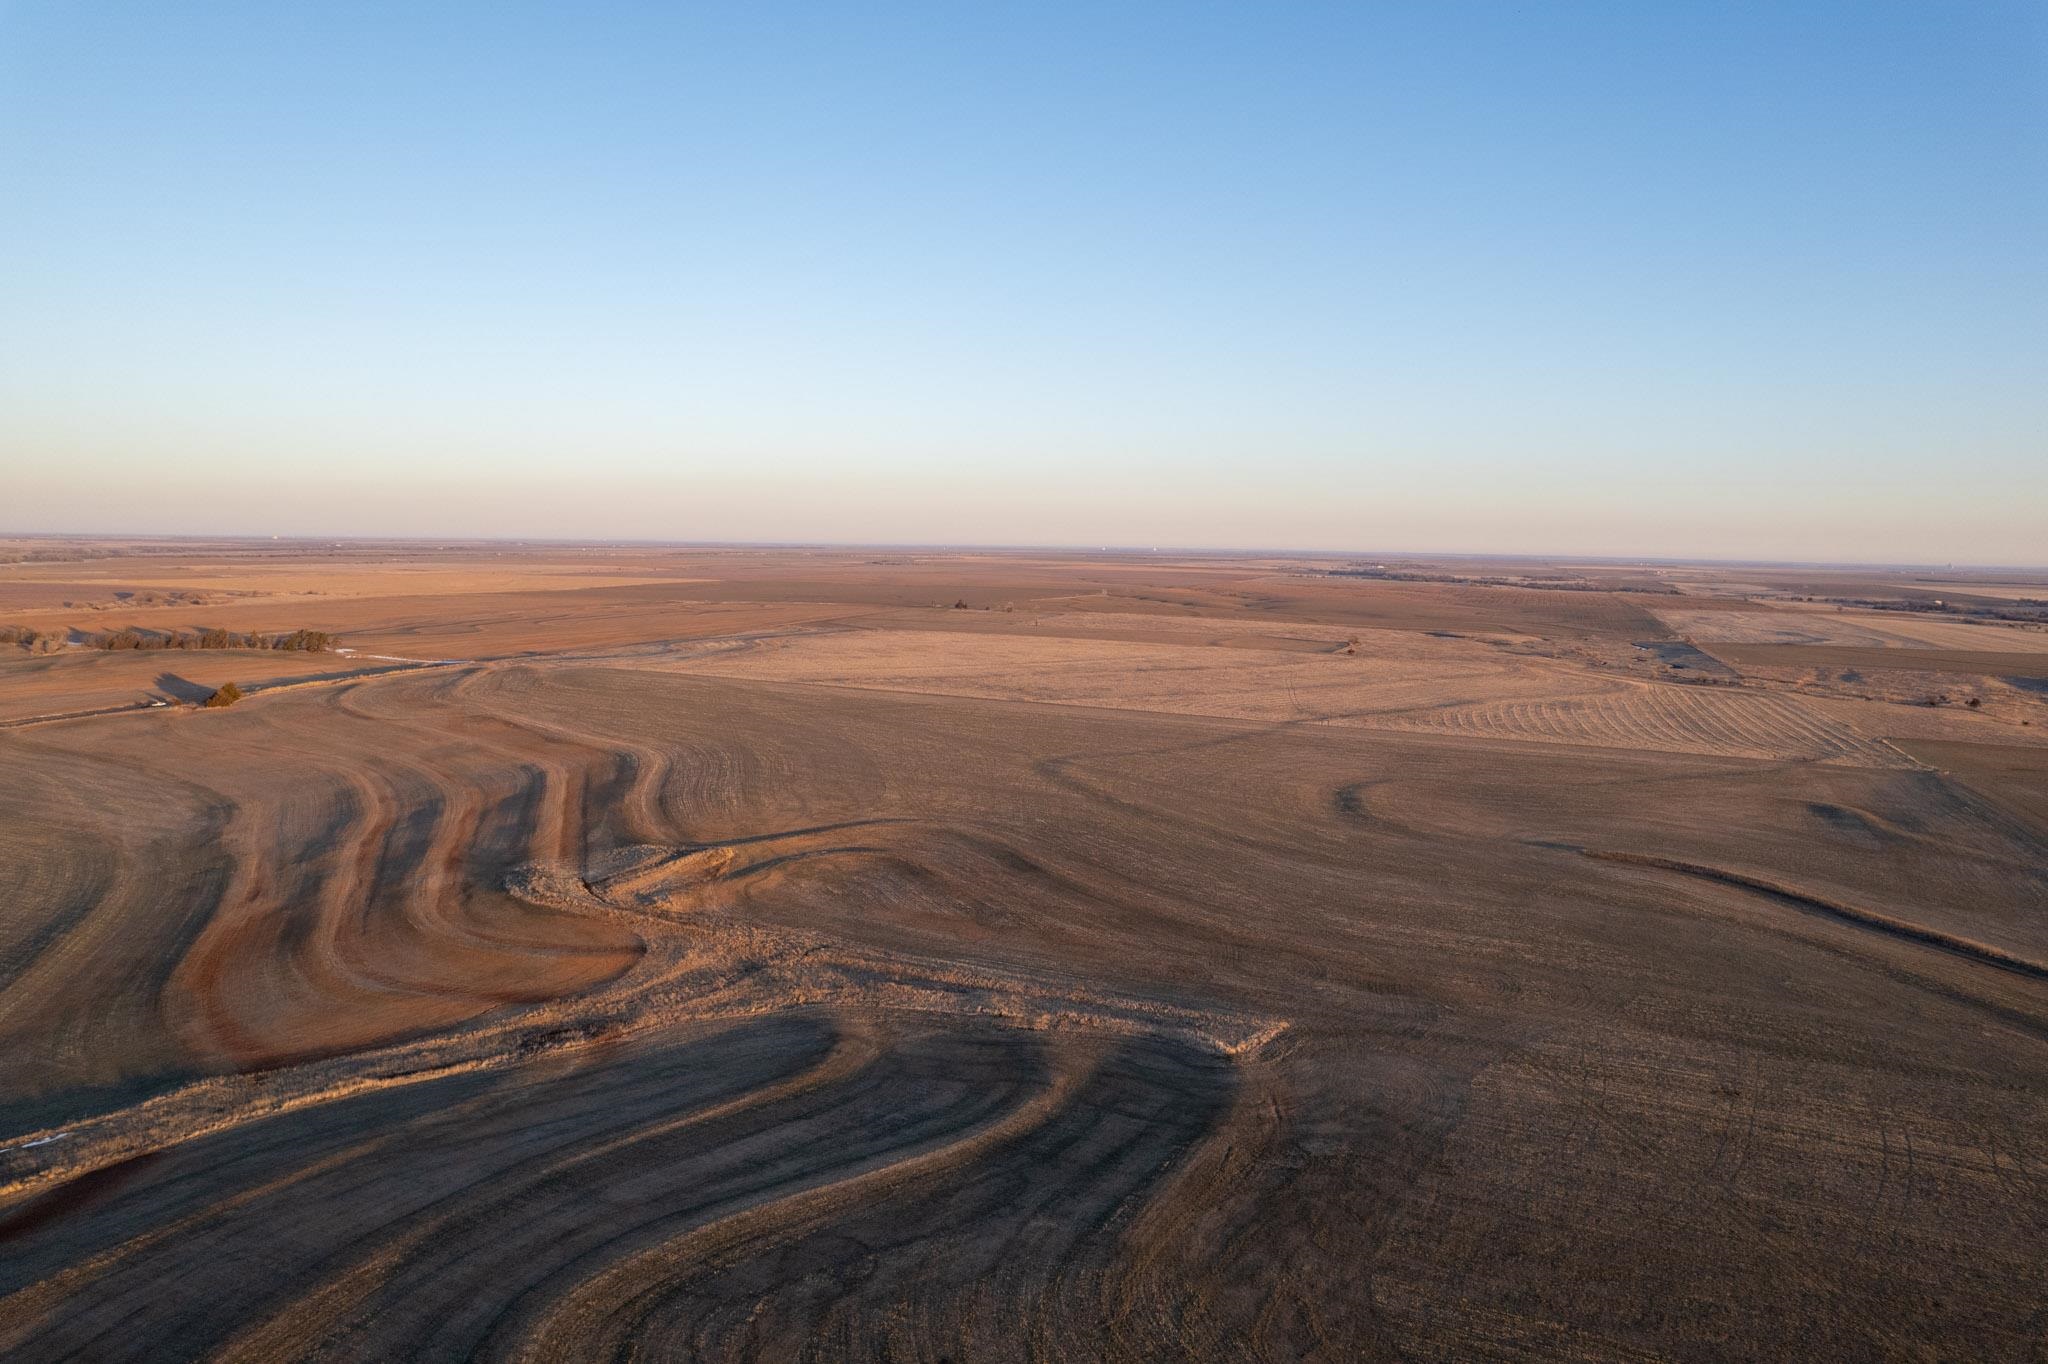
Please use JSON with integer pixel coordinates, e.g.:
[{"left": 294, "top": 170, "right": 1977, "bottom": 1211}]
[{"left": 3, "top": 1, "right": 2043, "bottom": 561}]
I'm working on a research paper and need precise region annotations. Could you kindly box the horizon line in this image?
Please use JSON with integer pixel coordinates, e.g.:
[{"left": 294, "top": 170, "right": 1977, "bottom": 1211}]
[{"left": 3, "top": 528, "right": 2044, "bottom": 576}]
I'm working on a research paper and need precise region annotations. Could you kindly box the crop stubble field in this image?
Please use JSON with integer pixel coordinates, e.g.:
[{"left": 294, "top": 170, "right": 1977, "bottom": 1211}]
[{"left": 1, "top": 541, "right": 2045, "bottom": 1361}]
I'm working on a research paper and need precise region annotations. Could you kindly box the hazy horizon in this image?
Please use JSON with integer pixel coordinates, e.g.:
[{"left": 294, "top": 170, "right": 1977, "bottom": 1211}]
[
  {"left": 6, "top": 526, "right": 2045, "bottom": 574},
  {"left": 5, "top": 2, "right": 2044, "bottom": 563}
]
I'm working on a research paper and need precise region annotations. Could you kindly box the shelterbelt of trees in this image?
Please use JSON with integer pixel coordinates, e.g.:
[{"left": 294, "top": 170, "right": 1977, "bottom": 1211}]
[{"left": 0, "top": 625, "right": 337, "bottom": 653}]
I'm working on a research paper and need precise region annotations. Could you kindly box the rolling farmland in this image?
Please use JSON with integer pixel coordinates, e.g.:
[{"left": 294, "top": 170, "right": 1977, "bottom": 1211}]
[{"left": 2, "top": 543, "right": 2045, "bottom": 1361}]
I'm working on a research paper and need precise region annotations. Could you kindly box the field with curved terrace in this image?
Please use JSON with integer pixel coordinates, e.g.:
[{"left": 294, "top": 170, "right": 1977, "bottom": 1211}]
[{"left": 1, "top": 541, "right": 2045, "bottom": 1362}]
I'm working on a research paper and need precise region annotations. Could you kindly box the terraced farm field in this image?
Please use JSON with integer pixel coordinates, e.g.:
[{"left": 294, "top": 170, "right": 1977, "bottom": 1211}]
[
  {"left": 1372, "top": 677, "right": 1909, "bottom": 764},
  {"left": 661, "top": 625, "right": 1910, "bottom": 764},
  {"left": 1, "top": 543, "right": 2045, "bottom": 1362}
]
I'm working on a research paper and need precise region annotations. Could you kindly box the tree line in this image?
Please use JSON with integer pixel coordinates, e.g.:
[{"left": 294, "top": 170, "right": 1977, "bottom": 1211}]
[
  {"left": 0, "top": 626, "right": 65, "bottom": 653},
  {"left": 95, "top": 627, "right": 336, "bottom": 652},
  {"left": 1, "top": 625, "right": 336, "bottom": 653}
]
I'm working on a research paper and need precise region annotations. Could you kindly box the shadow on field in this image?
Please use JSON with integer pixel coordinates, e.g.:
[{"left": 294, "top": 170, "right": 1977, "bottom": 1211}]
[{"left": 151, "top": 673, "right": 214, "bottom": 704}]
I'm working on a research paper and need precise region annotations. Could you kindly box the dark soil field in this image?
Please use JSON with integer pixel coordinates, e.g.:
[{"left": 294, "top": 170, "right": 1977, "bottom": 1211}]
[
  {"left": 1712, "top": 644, "right": 2048, "bottom": 679},
  {"left": 1, "top": 542, "right": 2045, "bottom": 1362}
]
